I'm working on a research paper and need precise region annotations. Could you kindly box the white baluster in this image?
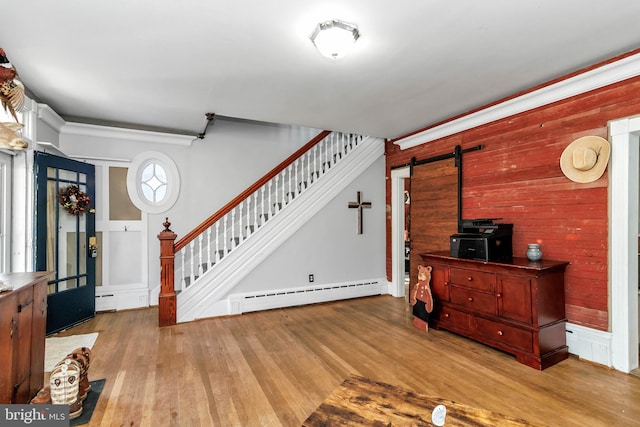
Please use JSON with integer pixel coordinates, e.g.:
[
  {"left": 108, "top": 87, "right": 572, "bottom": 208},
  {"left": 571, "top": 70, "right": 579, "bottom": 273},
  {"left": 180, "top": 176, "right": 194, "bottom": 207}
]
[
  {"left": 231, "top": 208, "right": 236, "bottom": 249},
  {"left": 320, "top": 140, "right": 325, "bottom": 173},
  {"left": 324, "top": 135, "right": 328, "bottom": 169},
  {"left": 325, "top": 134, "right": 331, "bottom": 168},
  {"left": 189, "top": 241, "right": 196, "bottom": 287},
  {"left": 253, "top": 193, "right": 259, "bottom": 230},
  {"left": 303, "top": 156, "right": 307, "bottom": 188},
  {"left": 268, "top": 181, "right": 273, "bottom": 217},
  {"left": 243, "top": 198, "right": 248, "bottom": 237},
  {"left": 274, "top": 175, "right": 279, "bottom": 212},
  {"left": 215, "top": 222, "right": 221, "bottom": 262},
  {"left": 260, "top": 186, "right": 266, "bottom": 224},
  {"left": 313, "top": 145, "right": 318, "bottom": 181},
  {"left": 246, "top": 196, "right": 252, "bottom": 236},
  {"left": 294, "top": 161, "right": 299, "bottom": 195},
  {"left": 302, "top": 151, "right": 313, "bottom": 190},
  {"left": 332, "top": 133, "right": 337, "bottom": 165},
  {"left": 243, "top": 199, "right": 249, "bottom": 238},
  {"left": 287, "top": 165, "right": 293, "bottom": 202},
  {"left": 198, "top": 234, "right": 203, "bottom": 276},
  {"left": 223, "top": 215, "right": 228, "bottom": 257},
  {"left": 324, "top": 134, "right": 329, "bottom": 167},
  {"left": 180, "top": 250, "right": 186, "bottom": 290},
  {"left": 280, "top": 170, "right": 286, "bottom": 207},
  {"left": 239, "top": 201, "right": 244, "bottom": 243},
  {"left": 206, "top": 227, "right": 212, "bottom": 268},
  {"left": 280, "top": 169, "right": 287, "bottom": 208},
  {"left": 302, "top": 155, "right": 306, "bottom": 190}
]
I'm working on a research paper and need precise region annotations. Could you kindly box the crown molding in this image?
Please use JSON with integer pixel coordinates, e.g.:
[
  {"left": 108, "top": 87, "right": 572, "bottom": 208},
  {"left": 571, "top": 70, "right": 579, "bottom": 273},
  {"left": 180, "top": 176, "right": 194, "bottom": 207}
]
[
  {"left": 35, "top": 102, "right": 195, "bottom": 146},
  {"left": 61, "top": 122, "right": 196, "bottom": 146},
  {"left": 37, "top": 103, "right": 66, "bottom": 131},
  {"left": 395, "top": 52, "right": 640, "bottom": 150}
]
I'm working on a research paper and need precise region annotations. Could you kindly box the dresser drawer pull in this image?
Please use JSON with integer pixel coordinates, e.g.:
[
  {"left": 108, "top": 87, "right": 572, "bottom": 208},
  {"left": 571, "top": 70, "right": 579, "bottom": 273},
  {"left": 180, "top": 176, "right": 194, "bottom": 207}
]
[
  {"left": 496, "top": 293, "right": 502, "bottom": 298},
  {"left": 444, "top": 313, "right": 450, "bottom": 318},
  {"left": 468, "top": 297, "right": 474, "bottom": 302},
  {"left": 497, "top": 330, "right": 504, "bottom": 336},
  {"left": 467, "top": 276, "right": 473, "bottom": 281}
]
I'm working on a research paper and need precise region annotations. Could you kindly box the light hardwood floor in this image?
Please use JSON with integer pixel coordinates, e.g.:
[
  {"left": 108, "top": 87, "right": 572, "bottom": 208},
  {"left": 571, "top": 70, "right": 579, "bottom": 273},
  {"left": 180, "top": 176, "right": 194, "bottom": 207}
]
[{"left": 55, "top": 295, "right": 640, "bottom": 426}]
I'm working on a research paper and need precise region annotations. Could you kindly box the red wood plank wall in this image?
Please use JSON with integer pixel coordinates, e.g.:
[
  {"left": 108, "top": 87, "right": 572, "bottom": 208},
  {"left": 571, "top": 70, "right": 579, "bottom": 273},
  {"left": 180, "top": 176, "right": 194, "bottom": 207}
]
[{"left": 385, "top": 75, "right": 640, "bottom": 331}]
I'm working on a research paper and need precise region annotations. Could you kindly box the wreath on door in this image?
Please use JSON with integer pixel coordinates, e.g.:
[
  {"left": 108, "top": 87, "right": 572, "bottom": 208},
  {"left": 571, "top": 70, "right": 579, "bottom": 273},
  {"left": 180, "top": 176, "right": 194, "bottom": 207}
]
[{"left": 58, "top": 185, "right": 91, "bottom": 216}]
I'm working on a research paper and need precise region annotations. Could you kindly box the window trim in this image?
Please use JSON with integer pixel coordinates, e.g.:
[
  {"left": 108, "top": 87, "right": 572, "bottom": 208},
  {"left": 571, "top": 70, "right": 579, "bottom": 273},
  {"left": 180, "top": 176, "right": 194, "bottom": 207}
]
[{"left": 126, "top": 151, "right": 180, "bottom": 214}]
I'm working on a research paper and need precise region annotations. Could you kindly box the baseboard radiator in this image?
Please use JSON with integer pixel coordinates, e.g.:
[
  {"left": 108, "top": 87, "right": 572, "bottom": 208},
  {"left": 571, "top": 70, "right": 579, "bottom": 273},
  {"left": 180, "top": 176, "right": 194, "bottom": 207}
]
[{"left": 229, "top": 278, "right": 387, "bottom": 315}]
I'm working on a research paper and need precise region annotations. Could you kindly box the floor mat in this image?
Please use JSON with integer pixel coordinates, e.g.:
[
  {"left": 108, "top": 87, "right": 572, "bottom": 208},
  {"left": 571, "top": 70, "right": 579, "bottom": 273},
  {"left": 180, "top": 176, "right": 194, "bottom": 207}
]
[{"left": 71, "top": 378, "right": 105, "bottom": 426}]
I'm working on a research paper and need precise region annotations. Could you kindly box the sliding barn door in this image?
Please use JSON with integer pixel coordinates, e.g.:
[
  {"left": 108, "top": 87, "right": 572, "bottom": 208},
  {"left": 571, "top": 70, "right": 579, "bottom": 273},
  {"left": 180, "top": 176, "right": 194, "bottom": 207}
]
[{"left": 408, "top": 158, "right": 458, "bottom": 280}]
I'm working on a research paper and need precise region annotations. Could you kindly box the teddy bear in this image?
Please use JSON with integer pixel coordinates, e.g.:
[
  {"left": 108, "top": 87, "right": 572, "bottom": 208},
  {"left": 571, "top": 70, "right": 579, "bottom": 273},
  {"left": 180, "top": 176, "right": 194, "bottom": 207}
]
[{"left": 410, "top": 264, "right": 434, "bottom": 332}]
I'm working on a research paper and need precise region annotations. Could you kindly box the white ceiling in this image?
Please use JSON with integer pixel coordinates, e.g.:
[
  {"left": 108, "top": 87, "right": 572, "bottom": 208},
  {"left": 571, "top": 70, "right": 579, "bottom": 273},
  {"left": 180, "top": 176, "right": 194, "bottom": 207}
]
[{"left": 2, "top": 1, "right": 640, "bottom": 140}]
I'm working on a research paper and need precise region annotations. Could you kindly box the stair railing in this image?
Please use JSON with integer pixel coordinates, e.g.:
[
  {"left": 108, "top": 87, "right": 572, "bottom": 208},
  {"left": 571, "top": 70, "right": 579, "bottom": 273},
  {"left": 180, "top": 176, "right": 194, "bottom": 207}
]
[{"left": 158, "top": 130, "right": 367, "bottom": 325}]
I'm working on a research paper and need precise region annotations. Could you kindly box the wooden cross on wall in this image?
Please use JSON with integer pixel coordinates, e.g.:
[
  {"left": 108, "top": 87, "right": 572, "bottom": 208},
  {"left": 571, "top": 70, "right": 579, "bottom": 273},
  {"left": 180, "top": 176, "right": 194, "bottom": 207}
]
[{"left": 348, "top": 191, "right": 372, "bottom": 234}]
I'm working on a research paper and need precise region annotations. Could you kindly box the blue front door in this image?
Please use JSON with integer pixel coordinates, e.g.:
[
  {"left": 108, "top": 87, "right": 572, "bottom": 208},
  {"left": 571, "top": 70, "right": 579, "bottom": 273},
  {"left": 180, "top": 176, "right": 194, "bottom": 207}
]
[{"left": 34, "top": 152, "right": 96, "bottom": 335}]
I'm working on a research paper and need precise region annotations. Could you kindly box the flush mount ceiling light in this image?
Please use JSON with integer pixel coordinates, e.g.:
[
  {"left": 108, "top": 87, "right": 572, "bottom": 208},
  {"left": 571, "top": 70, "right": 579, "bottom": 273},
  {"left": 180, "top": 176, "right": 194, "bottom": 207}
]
[{"left": 309, "top": 19, "right": 360, "bottom": 60}]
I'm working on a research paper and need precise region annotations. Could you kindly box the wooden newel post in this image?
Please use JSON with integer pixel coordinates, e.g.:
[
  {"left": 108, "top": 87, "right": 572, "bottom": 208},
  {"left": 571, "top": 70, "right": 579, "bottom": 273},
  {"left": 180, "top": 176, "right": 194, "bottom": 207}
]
[{"left": 158, "top": 218, "right": 177, "bottom": 327}]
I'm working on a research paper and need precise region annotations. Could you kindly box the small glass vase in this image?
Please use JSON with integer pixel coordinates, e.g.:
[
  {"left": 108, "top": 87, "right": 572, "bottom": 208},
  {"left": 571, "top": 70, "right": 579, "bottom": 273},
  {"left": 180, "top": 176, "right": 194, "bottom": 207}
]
[{"left": 526, "top": 243, "right": 543, "bottom": 262}]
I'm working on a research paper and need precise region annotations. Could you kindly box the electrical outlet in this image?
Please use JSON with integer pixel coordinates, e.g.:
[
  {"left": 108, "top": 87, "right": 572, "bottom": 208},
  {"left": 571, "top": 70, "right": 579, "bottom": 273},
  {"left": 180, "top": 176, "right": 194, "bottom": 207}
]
[{"left": 309, "top": 274, "right": 314, "bottom": 282}]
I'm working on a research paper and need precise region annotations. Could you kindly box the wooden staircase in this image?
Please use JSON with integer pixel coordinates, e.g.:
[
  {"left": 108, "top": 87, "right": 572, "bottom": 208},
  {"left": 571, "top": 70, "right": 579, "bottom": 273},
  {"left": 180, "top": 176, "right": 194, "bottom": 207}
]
[{"left": 158, "top": 131, "right": 384, "bottom": 325}]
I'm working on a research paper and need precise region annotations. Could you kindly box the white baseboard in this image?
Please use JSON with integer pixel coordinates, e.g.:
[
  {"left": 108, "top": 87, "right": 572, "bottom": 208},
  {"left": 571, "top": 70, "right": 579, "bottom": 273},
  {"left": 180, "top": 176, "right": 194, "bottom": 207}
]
[
  {"left": 95, "top": 286, "right": 149, "bottom": 312},
  {"left": 565, "top": 322, "right": 612, "bottom": 367},
  {"left": 95, "top": 293, "right": 117, "bottom": 312},
  {"left": 225, "top": 278, "right": 387, "bottom": 317},
  {"left": 149, "top": 285, "right": 160, "bottom": 306}
]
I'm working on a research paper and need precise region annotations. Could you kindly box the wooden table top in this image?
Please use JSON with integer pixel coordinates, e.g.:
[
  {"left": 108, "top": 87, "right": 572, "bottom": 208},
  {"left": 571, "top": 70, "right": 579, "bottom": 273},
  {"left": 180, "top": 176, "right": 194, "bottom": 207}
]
[
  {"left": 0, "top": 271, "right": 52, "bottom": 298},
  {"left": 303, "top": 375, "right": 541, "bottom": 426}
]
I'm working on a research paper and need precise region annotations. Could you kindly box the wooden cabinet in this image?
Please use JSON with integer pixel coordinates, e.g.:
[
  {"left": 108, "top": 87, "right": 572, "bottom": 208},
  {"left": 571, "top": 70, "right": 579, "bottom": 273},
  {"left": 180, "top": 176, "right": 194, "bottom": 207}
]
[
  {"left": 0, "top": 272, "right": 50, "bottom": 403},
  {"left": 420, "top": 252, "right": 568, "bottom": 370}
]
